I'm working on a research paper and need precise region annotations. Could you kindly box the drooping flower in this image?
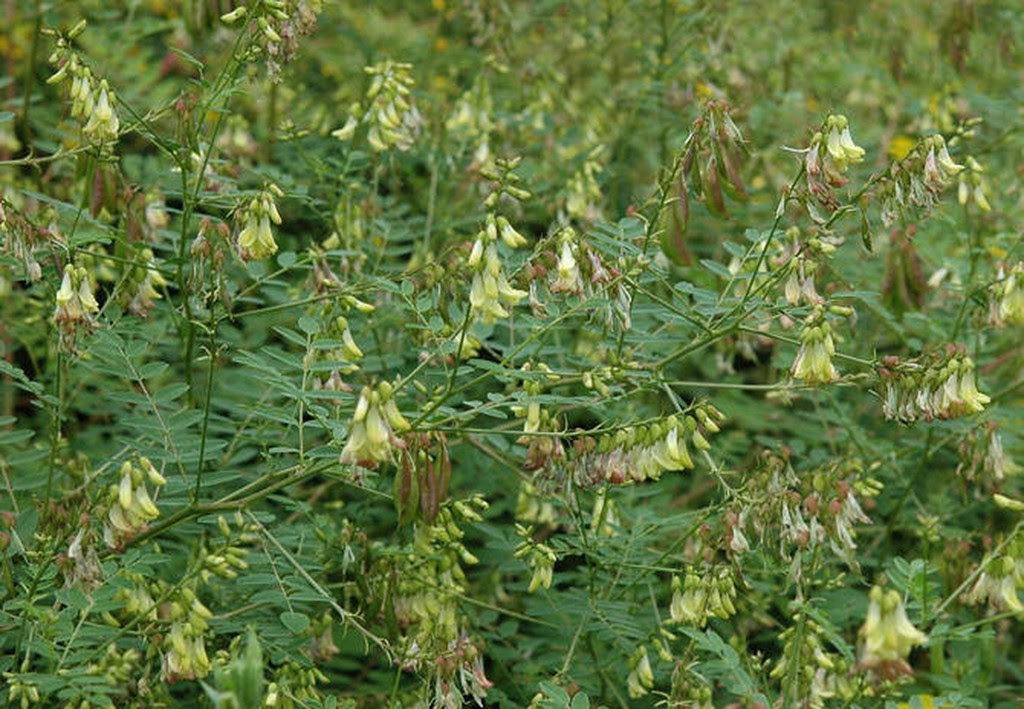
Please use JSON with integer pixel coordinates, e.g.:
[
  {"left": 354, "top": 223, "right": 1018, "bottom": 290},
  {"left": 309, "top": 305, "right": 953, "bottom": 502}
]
[
  {"left": 236, "top": 185, "right": 283, "bottom": 261},
  {"left": 339, "top": 382, "right": 410, "bottom": 467},
  {"left": 791, "top": 312, "right": 839, "bottom": 384},
  {"left": 103, "top": 458, "right": 166, "bottom": 548},
  {"left": 627, "top": 646, "right": 655, "bottom": 698},
  {"left": 857, "top": 586, "right": 927, "bottom": 677},
  {"left": 990, "top": 262, "right": 1024, "bottom": 326},
  {"left": 964, "top": 556, "right": 1023, "bottom": 613},
  {"left": 466, "top": 216, "right": 527, "bottom": 325}
]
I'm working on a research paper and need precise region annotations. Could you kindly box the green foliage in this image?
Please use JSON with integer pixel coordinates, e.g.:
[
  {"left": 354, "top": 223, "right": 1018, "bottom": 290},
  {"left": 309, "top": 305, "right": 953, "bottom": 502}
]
[{"left": 1, "top": 1, "right": 1023, "bottom": 707}]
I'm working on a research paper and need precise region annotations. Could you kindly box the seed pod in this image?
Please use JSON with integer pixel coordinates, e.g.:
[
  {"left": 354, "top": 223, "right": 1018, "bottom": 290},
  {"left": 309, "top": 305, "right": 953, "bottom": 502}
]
[
  {"left": 394, "top": 451, "right": 418, "bottom": 525},
  {"left": 703, "top": 154, "right": 727, "bottom": 216},
  {"left": 719, "top": 145, "right": 747, "bottom": 199},
  {"left": 661, "top": 172, "right": 692, "bottom": 266}
]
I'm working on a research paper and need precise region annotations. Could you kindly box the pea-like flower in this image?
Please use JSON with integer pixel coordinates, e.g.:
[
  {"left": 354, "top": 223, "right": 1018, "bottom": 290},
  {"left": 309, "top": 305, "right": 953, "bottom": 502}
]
[
  {"left": 627, "top": 646, "right": 655, "bottom": 698},
  {"left": 792, "top": 316, "right": 839, "bottom": 384},
  {"left": 340, "top": 382, "right": 410, "bottom": 467},
  {"left": 857, "top": 586, "right": 927, "bottom": 676},
  {"left": 237, "top": 185, "right": 283, "bottom": 261}
]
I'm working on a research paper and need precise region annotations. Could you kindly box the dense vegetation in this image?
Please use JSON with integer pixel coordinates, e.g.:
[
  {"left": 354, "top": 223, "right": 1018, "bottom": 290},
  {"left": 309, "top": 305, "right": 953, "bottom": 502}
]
[{"left": 1, "top": 1, "right": 1023, "bottom": 706}]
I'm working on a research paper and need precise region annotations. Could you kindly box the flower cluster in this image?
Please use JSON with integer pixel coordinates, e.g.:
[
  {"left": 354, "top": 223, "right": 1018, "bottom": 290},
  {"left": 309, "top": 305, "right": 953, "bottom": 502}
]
[
  {"left": 958, "top": 156, "right": 992, "bottom": 211},
  {"left": 742, "top": 453, "right": 880, "bottom": 571},
  {"left": 957, "top": 421, "right": 1019, "bottom": 488},
  {"left": 236, "top": 184, "right": 283, "bottom": 261},
  {"left": 878, "top": 350, "right": 990, "bottom": 423},
  {"left": 64, "top": 528, "right": 103, "bottom": 592},
  {"left": 514, "top": 524, "right": 557, "bottom": 593},
  {"left": 446, "top": 76, "right": 494, "bottom": 167},
  {"left": 528, "top": 225, "right": 631, "bottom": 329},
  {"left": 119, "top": 248, "right": 167, "bottom": 317},
  {"left": 804, "top": 114, "right": 866, "bottom": 208},
  {"left": 964, "top": 554, "right": 1023, "bottom": 613},
  {"left": 111, "top": 573, "right": 212, "bottom": 681},
  {"left": 334, "top": 60, "right": 422, "bottom": 152},
  {"left": 771, "top": 614, "right": 854, "bottom": 708},
  {"left": 626, "top": 646, "right": 655, "bottom": 698},
  {"left": 989, "top": 262, "right": 1024, "bottom": 327},
  {"left": 53, "top": 263, "right": 100, "bottom": 352},
  {"left": 339, "top": 381, "right": 411, "bottom": 467},
  {"left": 563, "top": 145, "right": 605, "bottom": 222},
  {"left": 467, "top": 213, "right": 528, "bottom": 324},
  {"left": 373, "top": 498, "right": 491, "bottom": 707},
  {"left": 568, "top": 405, "right": 725, "bottom": 488},
  {"left": 878, "top": 134, "right": 963, "bottom": 226},
  {"left": 103, "top": 457, "right": 166, "bottom": 548},
  {"left": 223, "top": 0, "right": 323, "bottom": 81},
  {"left": 308, "top": 312, "right": 366, "bottom": 397},
  {"left": 0, "top": 198, "right": 45, "bottom": 281},
  {"left": 47, "top": 23, "right": 120, "bottom": 143},
  {"left": 161, "top": 585, "right": 214, "bottom": 682},
  {"left": 462, "top": 158, "right": 532, "bottom": 326},
  {"left": 669, "top": 566, "right": 738, "bottom": 627},
  {"left": 515, "top": 481, "right": 556, "bottom": 525},
  {"left": 856, "top": 586, "right": 928, "bottom": 678},
  {"left": 791, "top": 308, "right": 839, "bottom": 384}
]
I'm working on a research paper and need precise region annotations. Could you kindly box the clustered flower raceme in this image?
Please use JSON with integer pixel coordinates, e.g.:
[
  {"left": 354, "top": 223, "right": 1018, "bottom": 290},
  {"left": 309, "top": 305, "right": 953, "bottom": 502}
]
[
  {"left": 958, "top": 155, "right": 993, "bottom": 212},
  {"left": 878, "top": 134, "right": 963, "bottom": 227},
  {"left": 46, "top": 22, "right": 120, "bottom": 144},
  {"left": 53, "top": 263, "right": 100, "bottom": 352},
  {"left": 856, "top": 586, "right": 928, "bottom": 679},
  {"left": 112, "top": 573, "right": 213, "bottom": 682},
  {"left": 339, "top": 380, "right": 411, "bottom": 467},
  {"left": 526, "top": 225, "right": 632, "bottom": 329},
  {"left": 332, "top": 60, "right": 422, "bottom": 152},
  {"left": 791, "top": 307, "right": 840, "bottom": 385},
  {"left": 375, "top": 498, "right": 492, "bottom": 708},
  {"left": 308, "top": 308, "right": 372, "bottom": 397},
  {"left": 626, "top": 646, "right": 655, "bottom": 699},
  {"left": 190, "top": 217, "right": 233, "bottom": 303},
  {"left": 957, "top": 421, "right": 1020, "bottom": 488},
  {"left": 964, "top": 553, "right": 1024, "bottom": 614},
  {"left": 466, "top": 212, "right": 528, "bottom": 325},
  {"left": 567, "top": 405, "right": 725, "bottom": 489},
  {"left": 667, "top": 662, "right": 714, "bottom": 708},
  {"left": 102, "top": 457, "right": 166, "bottom": 548},
  {"left": 236, "top": 184, "right": 283, "bottom": 261},
  {"left": 514, "top": 524, "right": 557, "bottom": 593},
  {"left": 446, "top": 76, "right": 494, "bottom": 168},
  {"left": 515, "top": 480, "right": 556, "bottom": 526},
  {"left": 198, "top": 513, "right": 255, "bottom": 584},
  {"left": 989, "top": 261, "right": 1024, "bottom": 327},
  {"left": 63, "top": 527, "right": 103, "bottom": 592},
  {"left": 804, "top": 113, "right": 865, "bottom": 210},
  {"left": 82, "top": 646, "right": 145, "bottom": 704},
  {"left": 562, "top": 145, "right": 606, "bottom": 222},
  {"left": 743, "top": 453, "right": 880, "bottom": 571},
  {"left": 222, "top": 0, "right": 323, "bottom": 82},
  {"left": 878, "top": 349, "right": 990, "bottom": 423},
  {"left": 771, "top": 614, "right": 855, "bottom": 709},
  {"left": 160, "top": 585, "right": 215, "bottom": 682},
  {"left": 0, "top": 198, "right": 45, "bottom": 281},
  {"left": 119, "top": 248, "right": 167, "bottom": 317},
  {"left": 668, "top": 566, "right": 738, "bottom": 628}
]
